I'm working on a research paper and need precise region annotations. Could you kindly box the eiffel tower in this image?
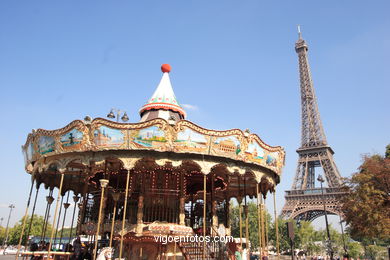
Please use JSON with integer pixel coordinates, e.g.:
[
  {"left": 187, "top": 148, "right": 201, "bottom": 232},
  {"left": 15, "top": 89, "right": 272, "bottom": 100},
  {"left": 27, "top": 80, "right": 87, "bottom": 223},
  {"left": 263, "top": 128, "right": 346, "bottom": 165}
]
[{"left": 281, "top": 30, "right": 347, "bottom": 221}]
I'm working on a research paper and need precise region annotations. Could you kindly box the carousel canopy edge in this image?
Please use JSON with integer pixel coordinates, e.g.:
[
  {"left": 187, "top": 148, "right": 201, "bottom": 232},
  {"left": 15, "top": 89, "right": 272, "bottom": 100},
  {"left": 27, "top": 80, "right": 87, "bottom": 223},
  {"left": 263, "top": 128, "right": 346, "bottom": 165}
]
[{"left": 22, "top": 117, "right": 285, "bottom": 175}]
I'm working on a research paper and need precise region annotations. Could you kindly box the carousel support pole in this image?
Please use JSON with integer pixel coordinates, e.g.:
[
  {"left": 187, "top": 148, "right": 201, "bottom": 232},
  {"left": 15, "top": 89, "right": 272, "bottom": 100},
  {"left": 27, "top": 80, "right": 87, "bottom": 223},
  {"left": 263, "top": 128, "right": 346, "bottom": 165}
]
[
  {"left": 15, "top": 178, "right": 35, "bottom": 260},
  {"left": 256, "top": 184, "right": 262, "bottom": 257},
  {"left": 47, "top": 172, "right": 65, "bottom": 258},
  {"left": 225, "top": 192, "right": 230, "bottom": 231},
  {"left": 203, "top": 174, "right": 207, "bottom": 260},
  {"left": 77, "top": 192, "right": 88, "bottom": 235},
  {"left": 136, "top": 192, "right": 144, "bottom": 234},
  {"left": 239, "top": 199, "right": 243, "bottom": 248},
  {"left": 260, "top": 196, "right": 266, "bottom": 256},
  {"left": 264, "top": 197, "right": 269, "bottom": 253},
  {"left": 238, "top": 175, "right": 243, "bottom": 248},
  {"left": 190, "top": 194, "right": 194, "bottom": 228},
  {"left": 93, "top": 179, "right": 109, "bottom": 260},
  {"left": 273, "top": 191, "right": 280, "bottom": 260},
  {"left": 68, "top": 195, "right": 79, "bottom": 244},
  {"left": 179, "top": 171, "right": 185, "bottom": 225},
  {"left": 244, "top": 176, "right": 249, "bottom": 251},
  {"left": 119, "top": 170, "right": 131, "bottom": 260},
  {"left": 43, "top": 190, "right": 54, "bottom": 243},
  {"left": 109, "top": 193, "right": 120, "bottom": 248},
  {"left": 211, "top": 172, "right": 217, "bottom": 234},
  {"left": 59, "top": 191, "right": 71, "bottom": 245},
  {"left": 25, "top": 184, "right": 40, "bottom": 248},
  {"left": 54, "top": 195, "right": 64, "bottom": 242},
  {"left": 173, "top": 240, "right": 177, "bottom": 260},
  {"left": 40, "top": 189, "right": 53, "bottom": 242}
]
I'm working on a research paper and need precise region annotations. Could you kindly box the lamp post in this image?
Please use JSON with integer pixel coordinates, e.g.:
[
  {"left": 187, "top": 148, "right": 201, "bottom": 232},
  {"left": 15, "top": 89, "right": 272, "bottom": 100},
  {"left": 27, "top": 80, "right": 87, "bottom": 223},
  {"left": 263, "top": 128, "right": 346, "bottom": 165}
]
[
  {"left": 3, "top": 204, "right": 15, "bottom": 247},
  {"left": 339, "top": 217, "right": 348, "bottom": 257},
  {"left": 317, "top": 175, "right": 333, "bottom": 259},
  {"left": 0, "top": 217, "right": 3, "bottom": 227},
  {"left": 107, "top": 108, "right": 129, "bottom": 122}
]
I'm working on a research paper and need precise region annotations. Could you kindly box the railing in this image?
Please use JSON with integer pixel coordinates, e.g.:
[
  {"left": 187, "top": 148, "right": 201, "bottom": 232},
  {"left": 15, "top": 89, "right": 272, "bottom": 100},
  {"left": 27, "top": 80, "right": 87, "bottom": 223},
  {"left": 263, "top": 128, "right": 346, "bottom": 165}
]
[
  {"left": 285, "top": 187, "right": 346, "bottom": 196},
  {"left": 178, "top": 226, "right": 234, "bottom": 260}
]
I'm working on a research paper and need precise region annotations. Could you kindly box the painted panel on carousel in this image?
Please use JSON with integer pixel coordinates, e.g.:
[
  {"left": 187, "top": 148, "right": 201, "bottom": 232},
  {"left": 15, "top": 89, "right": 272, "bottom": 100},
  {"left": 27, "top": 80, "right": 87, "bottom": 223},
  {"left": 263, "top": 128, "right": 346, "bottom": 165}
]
[
  {"left": 245, "top": 140, "right": 265, "bottom": 164},
  {"left": 131, "top": 126, "right": 167, "bottom": 149},
  {"left": 26, "top": 142, "right": 34, "bottom": 161},
  {"left": 94, "top": 126, "right": 125, "bottom": 147},
  {"left": 266, "top": 152, "right": 279, "bottom": 168},
  {"left": 60, "top": 129, "right": 83, "bottom": 150},
  {"left": 211, "top": 136, "right": 242, "bottom": 158},
  {"left": 38, "top": 136, "right": 55, "bottom": 155},
  {"left": 174, "top": 127, "right": 208, "bottom": 153}
]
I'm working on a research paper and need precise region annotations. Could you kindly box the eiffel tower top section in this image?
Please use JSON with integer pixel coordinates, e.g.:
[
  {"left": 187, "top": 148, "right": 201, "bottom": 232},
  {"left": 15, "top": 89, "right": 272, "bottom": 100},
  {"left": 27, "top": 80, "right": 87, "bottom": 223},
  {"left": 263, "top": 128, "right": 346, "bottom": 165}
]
[{"left": 295, "top": 29, "right": 328, "bottom": 150}]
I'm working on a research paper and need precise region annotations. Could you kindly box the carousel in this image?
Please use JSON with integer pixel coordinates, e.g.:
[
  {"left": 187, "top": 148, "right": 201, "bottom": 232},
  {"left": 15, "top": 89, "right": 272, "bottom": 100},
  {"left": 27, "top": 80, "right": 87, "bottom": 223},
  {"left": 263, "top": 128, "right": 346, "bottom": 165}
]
[{"left": 18, "top": 64, "right": 285, "bottom": 260}]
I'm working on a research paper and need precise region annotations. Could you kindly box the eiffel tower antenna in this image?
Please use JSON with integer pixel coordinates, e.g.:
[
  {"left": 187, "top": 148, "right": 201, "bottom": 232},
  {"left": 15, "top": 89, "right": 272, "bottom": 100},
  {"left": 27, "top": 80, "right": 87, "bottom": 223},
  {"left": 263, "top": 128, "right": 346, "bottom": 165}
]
[
  {"left": 297, "top": 25, "right": 302, "bottom": 39},
  {"left": 281, "top": 31, "right": 347, "bottom": 221}
]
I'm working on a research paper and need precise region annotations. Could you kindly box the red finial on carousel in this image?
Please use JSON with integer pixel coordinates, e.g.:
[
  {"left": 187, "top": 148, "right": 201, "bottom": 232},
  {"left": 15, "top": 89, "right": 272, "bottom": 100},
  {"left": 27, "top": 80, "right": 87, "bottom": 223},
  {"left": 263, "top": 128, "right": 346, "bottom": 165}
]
[{"left": 161, "top": 64, "right": 171, "bottom": 73}]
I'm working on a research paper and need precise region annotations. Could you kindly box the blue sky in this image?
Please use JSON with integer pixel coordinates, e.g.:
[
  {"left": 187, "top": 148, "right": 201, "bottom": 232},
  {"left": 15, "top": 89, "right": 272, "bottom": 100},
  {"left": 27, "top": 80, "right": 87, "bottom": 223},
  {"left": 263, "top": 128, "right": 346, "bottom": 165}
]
[{"left": 0, "top": 1, "right": 389, "bottom": 231}]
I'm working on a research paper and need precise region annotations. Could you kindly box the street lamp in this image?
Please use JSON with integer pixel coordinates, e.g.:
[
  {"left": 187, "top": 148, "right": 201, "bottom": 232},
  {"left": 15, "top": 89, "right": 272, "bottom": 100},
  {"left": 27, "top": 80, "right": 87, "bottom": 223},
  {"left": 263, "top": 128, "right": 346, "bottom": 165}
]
[
  {"left": 317, "top": 175, "right": 333, "bottom": 259},
  {"left": 0, "top": 217, "right": 3, "bottom": 227},
  {"left": 3, "top": 204, "right": 15, "bottom": 248},
  {"left": 107, "top": 108, "right": 129, "bottom": 122},
  {"left": 339, "top": 217, "right": 348, "bottom": 257}
]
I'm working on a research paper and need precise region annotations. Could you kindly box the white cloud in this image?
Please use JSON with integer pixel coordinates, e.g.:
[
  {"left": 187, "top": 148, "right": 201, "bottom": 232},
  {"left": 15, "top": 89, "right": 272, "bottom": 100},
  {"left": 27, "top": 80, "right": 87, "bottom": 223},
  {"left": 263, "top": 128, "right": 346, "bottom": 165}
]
[{"left": 182, "top": 104, "right": 199, "bottom": 111}]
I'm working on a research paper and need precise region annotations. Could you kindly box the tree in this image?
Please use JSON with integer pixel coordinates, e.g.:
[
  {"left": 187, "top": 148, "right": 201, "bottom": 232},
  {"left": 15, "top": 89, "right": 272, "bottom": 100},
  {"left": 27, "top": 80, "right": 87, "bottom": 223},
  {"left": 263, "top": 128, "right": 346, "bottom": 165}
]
[
  {"left": 295, "top": 221, "right": 317, "bottom": 255},
  {"left": 0, "top": 226, "right": 6, "bottom": 245},
  {"left": 230, "top": 201, "right": 272, "bottom": 250},
  {"left": 341, "top": 145, "right": 390, "bottom": 242},
  {"left": 346, "top": 241, "right": 364, "bottom": 259},
  {"left": 269, "top": 218, "right": 290, "bottom": 253},
  {"left": 7, "top": 215, "right": 53, "bottom": 245}
]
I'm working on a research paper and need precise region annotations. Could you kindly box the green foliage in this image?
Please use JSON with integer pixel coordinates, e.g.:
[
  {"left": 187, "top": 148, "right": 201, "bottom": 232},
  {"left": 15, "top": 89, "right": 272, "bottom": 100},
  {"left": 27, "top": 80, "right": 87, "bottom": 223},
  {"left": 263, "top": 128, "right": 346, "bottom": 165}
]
[
  {"left": 0, "top": 225, "right": 6, "bottom": 245},
  {"left": 7, "top": 215, "right": 53, "bottom": 245},
  {"left": 364, "top": 244, "right": 388, "bottom": 260},
  {"left": 230, "top": 201, "right": 272, "bottom": 249},
  {"left": 346, "top": 241, "right": 364, "bottom": 259}
]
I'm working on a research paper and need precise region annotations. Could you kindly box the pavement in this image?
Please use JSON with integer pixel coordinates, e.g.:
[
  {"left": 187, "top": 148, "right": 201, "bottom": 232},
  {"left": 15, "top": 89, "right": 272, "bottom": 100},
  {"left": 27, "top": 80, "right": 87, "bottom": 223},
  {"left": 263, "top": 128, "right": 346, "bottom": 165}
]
[{"left": 0, "top": 255, "right": 16, "bottom": 260}]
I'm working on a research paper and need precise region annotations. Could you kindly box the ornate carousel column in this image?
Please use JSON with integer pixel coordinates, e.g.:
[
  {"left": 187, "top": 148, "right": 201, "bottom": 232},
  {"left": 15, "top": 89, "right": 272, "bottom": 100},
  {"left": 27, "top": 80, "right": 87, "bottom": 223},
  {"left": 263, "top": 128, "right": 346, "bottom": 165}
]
[
  {"left": 273, "top": 191, "right": 280, "bottom": 259},
  {"left": 93, "top": 179, "right": 109, "bottom": 260},
  {"left": 77, "top": 183, "right": 89, "bottom": 235},
  {"left": 119, "top": 169, "right": 131, "bottom": 260},
  {"left": 225, "top": 192, "right": 231, "bottom": 236},
  {"left": 244, "top": 176, "right": 249, "bottom": 249},
  {"left": 179, "top": 171, "right": 185, "bottom": 225},
  {"left": 68, "top": 194, "right": 79, "bottom": 244},
  {"left": 202, "top": 173, "right": 207, "bottom": 259},
  {"left": 109, "top": 192, "right": 120, "bottom": 248},
  {"left": 47, "top": 171, "right": 65, "bottom": 257},
  {"left": 41, "top": 189, "right": 54, "bottom": 241},
  {"left": 136, "top": 186, "right": 144, "bottom": 235},
  {"left": 211, "top": 172, "right": 218, "bottom": 233},
  {"left": 25, "top": 183, "right": 40, "bottom": 247},
  {"left": 59, "top": 198, "right": 71, "bottom": 244},
  {"left": 256, "top": 183, "right": 262, "bottom": 256},
  {"left": 16, "top": 177, "right": 35, "bottom": 259},
  {"left": 260, "top": 196, "right": 266, "bottom": 255}
]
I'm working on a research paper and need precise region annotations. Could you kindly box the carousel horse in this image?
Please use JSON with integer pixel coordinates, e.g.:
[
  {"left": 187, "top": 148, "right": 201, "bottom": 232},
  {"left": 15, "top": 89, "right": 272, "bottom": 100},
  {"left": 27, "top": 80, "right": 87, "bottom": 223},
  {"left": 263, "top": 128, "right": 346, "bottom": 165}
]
[{"left": 97, "top": 247, "right": 113, "bottom": 260}]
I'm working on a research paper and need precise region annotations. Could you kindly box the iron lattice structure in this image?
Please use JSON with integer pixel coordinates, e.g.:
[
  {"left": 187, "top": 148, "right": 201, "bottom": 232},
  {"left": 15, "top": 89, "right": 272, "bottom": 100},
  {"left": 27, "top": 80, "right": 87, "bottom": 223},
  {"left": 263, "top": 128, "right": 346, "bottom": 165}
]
[{"left": 281, "top": 35, "right": 347, "bottom": 222}]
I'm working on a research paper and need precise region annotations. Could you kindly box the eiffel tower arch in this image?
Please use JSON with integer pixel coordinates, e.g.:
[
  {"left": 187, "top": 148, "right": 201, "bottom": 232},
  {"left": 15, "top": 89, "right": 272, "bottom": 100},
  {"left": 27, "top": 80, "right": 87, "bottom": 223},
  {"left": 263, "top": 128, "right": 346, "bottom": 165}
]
[{"left": 281, "top": 32, "right": 347, "bottom": 222}]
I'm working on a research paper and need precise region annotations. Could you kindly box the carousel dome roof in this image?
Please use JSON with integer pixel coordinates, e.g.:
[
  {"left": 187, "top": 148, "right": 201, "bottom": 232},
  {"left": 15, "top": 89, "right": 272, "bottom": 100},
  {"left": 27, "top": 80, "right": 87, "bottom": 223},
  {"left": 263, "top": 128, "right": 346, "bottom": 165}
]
[{"left": 139, "top": 64, "right": 186, "bottom": 122}]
